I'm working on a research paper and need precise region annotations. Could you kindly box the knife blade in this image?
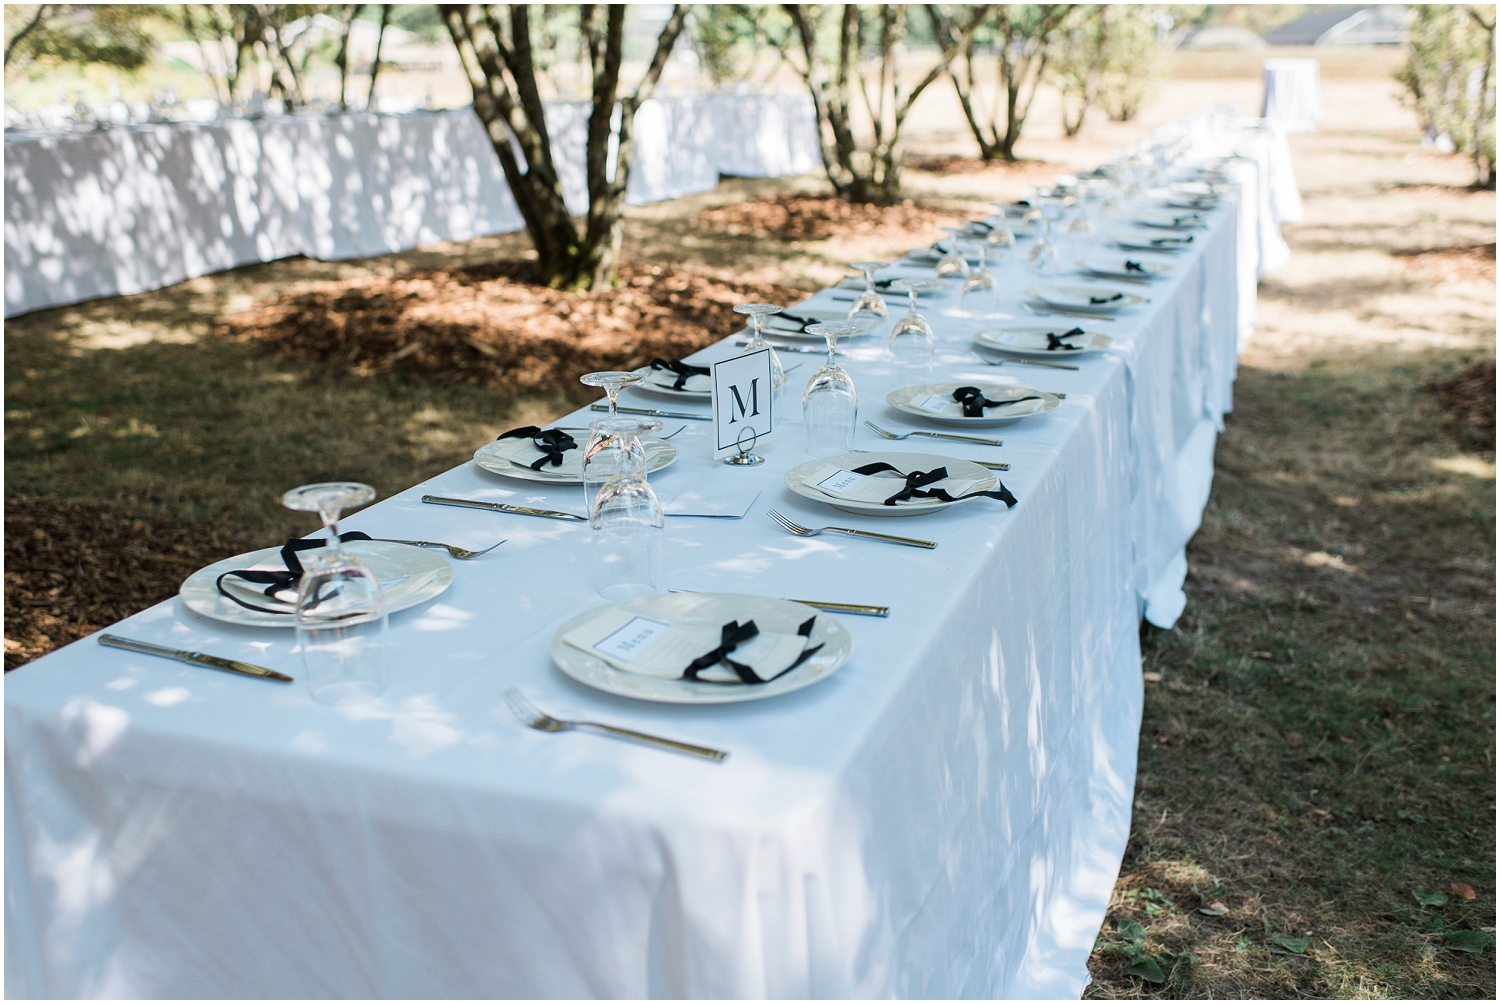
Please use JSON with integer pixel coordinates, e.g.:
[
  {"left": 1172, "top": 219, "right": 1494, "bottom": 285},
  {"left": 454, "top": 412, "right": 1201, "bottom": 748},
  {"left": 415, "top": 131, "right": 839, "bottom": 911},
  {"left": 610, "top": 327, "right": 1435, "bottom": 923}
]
[
  {"left": 668, "top": 589, "right": 889, "bottom": 618},
  {"left": 99, "top": 633, "right": 293, "bottom": 682},
  {"left": 734, "top": 340, "right": 841, "bottom": 356},
  {"left": 591, "top": 404, "right": 711, "bottom": 421},
  {"left": 421, "top": 495, "right": 587, "bottom": 521}
]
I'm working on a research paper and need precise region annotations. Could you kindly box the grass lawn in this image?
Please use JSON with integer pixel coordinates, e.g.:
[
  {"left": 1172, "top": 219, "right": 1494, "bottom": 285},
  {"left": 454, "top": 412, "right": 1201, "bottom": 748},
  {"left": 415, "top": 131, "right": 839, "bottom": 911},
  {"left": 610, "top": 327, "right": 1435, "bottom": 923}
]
[{"left": 4, "top": 78, "right": 1493, "bottom": 998}]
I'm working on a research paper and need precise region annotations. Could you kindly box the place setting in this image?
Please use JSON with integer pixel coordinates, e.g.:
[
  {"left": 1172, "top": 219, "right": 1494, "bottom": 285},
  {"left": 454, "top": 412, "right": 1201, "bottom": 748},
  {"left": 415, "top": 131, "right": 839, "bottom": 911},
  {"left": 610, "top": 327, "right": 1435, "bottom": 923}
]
[
  {"left": 1025, "top": 282, "right": 1149, "bottom": 317},
  {"left": 1074, "top": 256, "right": 1172, "bottom": 282},
  {"left": 883, "top": 382, "right": 1061, "bottom": 427}
]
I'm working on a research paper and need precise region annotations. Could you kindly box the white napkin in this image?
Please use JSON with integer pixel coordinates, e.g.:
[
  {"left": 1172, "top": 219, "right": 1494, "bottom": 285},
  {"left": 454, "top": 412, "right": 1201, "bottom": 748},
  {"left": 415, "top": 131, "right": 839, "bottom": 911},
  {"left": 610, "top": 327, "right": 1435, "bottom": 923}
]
[
  {"left": 662, "top": 488, "right": 760, "bottom": 518},
  {"left": 562, "top": 605, "right": 811, "bottom": 683},
  {"left": 490, "top": 435, "right": 584, "bottom": 477},
  {"left": 802, "top": 463, "right": 991, "bottom": 506},
  {"left": 645, "top": 369, "right": 712, "bottom": 394}
]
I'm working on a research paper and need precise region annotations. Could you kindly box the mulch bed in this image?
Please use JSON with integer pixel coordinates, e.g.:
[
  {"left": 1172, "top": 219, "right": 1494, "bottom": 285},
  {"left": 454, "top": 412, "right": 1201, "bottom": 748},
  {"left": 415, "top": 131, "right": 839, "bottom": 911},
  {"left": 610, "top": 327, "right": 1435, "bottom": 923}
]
[
  {"left": 1434, "top": 360, "right": 1497, "bottom": 449},
  {"left": 1395, "top": 242, "right": 1497, "bottom": 283},
  {"left": 221, "top": 261, "right": 805, "bottom": 396},
  {"left": 694, "top": 193, "right": 963, "bottom": 242},
  {"left": 906, "top": 154, "right": 1060, "bottom": 179},
  {"left": 4, "top": 495, "right": 240, "bottom": 671}
]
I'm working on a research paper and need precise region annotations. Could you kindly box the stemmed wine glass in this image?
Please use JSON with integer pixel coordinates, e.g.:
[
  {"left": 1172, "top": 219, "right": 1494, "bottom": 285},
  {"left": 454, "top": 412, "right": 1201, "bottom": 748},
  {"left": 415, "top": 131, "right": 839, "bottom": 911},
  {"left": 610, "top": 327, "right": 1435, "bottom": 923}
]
[
  {"left": 583, "top": 415, "right": 655, "bottom": 515},
  {"left": 959, "top": 242, "right": 998, "bottom": 316},
  {"left": 934, "top": 227, "right": 971, "bottom": 282},
  {"left": 1027, "top": 200, "right": 1062, "bottom": 276},
  {"left": 802, "top": 321, "right": 861, "bottom": 456},
  {"left": 984, "top": 207, "right": 1017, "bottom": 263},
  {"left": 588, "top": 418, "right": 664, "bottom": 599},
  {"left": 580, "top": 370, "right": 643, "bottom": 416},
  {"left": 846, "top": 261, "right": 890, "bottom": 328},
  {"left": 889, "top": 280, "right": 939, "bottom": 381},
  {"left": 281, "top": 482, "right": 387, "bottom": 706},
  {"left": 733, "top": 303, "right": 787, "bottom": 392}
]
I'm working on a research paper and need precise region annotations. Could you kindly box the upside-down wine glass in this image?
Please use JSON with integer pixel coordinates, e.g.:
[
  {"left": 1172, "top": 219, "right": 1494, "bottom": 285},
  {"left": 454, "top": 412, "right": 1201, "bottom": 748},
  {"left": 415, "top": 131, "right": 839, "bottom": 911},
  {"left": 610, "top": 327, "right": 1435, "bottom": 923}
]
[
  {"left": 934, "top": 227, "right": 972, "bottom": 283},
  {"left": 1027, "top": 200, "right": 1062, "bottom": 276},
  {"left": 846, "top": 261, "right": 890, "bottom": 329},
  {"left": 580, "top": 369, "right": 644, "bottom": 416},
  {"left": 959, "top": 242, "right": 999, "bottom": 317},
  {"left": 733, "top": 302, "right": 788, "bottom": 393},
  {"left": 984, "top": 206, "right": 1018, "bottom": 264},
  {"left": 589, "top": 418, "right": 664, "bottom": 599},
  {"left": 281, "top": 482, "right": 387, "bottom": 706},
  {"left": 802, "top": 321, "right": 861, "bottom": 456},
  {"left": 889, "top": 280, "right": 939, "bottom": 382},
  {"left": 582, "top": 414, "right": 654, "bottom": 516}
]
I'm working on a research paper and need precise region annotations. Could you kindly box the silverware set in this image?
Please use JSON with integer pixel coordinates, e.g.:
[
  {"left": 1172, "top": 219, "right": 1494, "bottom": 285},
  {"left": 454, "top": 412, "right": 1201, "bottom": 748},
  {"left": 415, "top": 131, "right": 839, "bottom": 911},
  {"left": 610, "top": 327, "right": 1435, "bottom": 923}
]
[
  {"left": 505, "top": 688, "right": 728, "bottom": 762},
  {"left": 864, "top": 420, "right": 1002, "bottom": 446},
  {"left": 767, "top": 509, "right": 937, "bottom": 549},
  {"left": 371, "top": 538, "right": 505, "bottom": 559}
]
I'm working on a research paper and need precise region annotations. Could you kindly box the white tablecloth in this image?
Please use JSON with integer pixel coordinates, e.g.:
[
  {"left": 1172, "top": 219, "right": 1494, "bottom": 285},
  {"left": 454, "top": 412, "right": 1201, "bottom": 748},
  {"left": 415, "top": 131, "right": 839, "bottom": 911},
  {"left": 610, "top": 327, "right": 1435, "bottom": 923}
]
[
  {"left": 6, "top": 165, "right": 1254, "bottom": 995},
  {"left": 3, "top": 96, "right": 822, "bottom": 317},
  {"left": 1260, "top": 58, "right": 1323, "bottom": 133}
]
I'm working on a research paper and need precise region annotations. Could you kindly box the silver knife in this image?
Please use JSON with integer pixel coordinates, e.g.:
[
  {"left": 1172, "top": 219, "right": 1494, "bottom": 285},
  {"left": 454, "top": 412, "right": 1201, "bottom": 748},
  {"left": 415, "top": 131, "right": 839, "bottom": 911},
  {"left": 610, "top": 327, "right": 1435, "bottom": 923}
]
[
  {"left": 668, "top": 589, "right": 888, "bottom": 618},
  {"left": 734, "top": 339, "right": 841, "bottom": 356},
  {"left": 99, "top": 634, "right": 293, "bottom": 682},
  {"left": 971, "top": 351, "right": 1081, "bottom": 372},
  {"left": 590, "top": 404, "right": 711, "bottom": 421},
  {"left": 422, "top": 494, "right": 587, "bottom": 522}
]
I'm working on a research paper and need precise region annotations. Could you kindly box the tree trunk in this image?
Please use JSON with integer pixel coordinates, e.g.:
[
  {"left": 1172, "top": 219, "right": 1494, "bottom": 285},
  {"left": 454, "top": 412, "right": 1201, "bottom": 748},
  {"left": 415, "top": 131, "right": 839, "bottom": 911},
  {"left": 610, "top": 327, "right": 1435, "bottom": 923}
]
[
  {"left": 335, "top": 4, "right": 363, "bottom": 111},
  {"left": 367, "top": 4, "right": 390, "bottom": 110}
]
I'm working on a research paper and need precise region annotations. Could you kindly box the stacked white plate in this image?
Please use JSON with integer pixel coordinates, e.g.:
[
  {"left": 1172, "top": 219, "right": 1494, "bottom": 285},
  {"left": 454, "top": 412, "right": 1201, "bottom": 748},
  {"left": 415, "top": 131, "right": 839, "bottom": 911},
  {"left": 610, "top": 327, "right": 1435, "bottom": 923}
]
[
  {"left": 974, "top": 326, "right": 1114, "bottom": 357},
  {"left": 886, "top": 381, "right": 1059, "bottom": 426},
  {"left": 784, "top": 450, "right": 1002, "bottom": 517},
  {"left": 474, "top": 430, "right": 677, "bottom": 484},
  {"left": 1027, "top": 284, "right": 1147, "bottom": 314},
  {"left": 1076, "top": 257, "right": 1172, "bottom": 282}
]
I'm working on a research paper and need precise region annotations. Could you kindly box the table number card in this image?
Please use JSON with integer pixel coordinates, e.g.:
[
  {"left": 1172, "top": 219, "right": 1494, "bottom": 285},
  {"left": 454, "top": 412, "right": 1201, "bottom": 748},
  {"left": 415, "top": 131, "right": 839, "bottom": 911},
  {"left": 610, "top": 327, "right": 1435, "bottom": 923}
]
[{"left": 711, "top": 348, "right": 774, "bottom": 460}]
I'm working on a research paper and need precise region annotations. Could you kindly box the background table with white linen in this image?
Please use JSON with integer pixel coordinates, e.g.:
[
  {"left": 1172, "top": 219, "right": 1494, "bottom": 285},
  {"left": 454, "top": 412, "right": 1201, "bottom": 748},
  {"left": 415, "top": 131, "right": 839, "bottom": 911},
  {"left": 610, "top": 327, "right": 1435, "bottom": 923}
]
[
  {"left": 1260, "top": 58, "right": 1324, "bottom": 134},
  {"left": 3, "top": 96, "right": 823, "bottom": 317},
  {"left": 6, "top": 166, "right": 1252, "bottom": 996}
]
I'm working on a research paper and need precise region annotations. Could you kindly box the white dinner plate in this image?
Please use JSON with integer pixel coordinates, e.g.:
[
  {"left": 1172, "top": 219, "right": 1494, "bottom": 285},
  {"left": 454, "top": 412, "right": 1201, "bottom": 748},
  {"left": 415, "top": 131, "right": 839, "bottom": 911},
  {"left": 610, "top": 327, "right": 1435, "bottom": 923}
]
[
  {"left": 1076, "top": 257, "right": 1172, "bottom": 282},
  {"left": 1111, "top": 230, "right": 1196, "bottom": 253},
  {"left": 549, "top": 592, "right": 853, "bottom": 704},
  {"left": 1132, "top": 212, "right": 1206, "bottom": 230},
  {"left": 474, "top": 429, "right": 677, "bottom": 485},
  {"left": 762, "top": 307, "right": 878, "bottom": 341},
  {"left": 1026, "top": 284, "right": 1147, "bottom": 314},
  {"left": 784, "top": 450, "right": 1000, "bottom": 517},
  {"left": 180, "top": 540, "right": 454, "bottom": 629},
  {"left": 974, "top": 326, "right": 1115, "bottom": 357},
  {"left": 887, "top": 381, "right": 1059, "bottom": 426},
  {"left": 634, "top": 367, "right": 712, "bottom": 400}
]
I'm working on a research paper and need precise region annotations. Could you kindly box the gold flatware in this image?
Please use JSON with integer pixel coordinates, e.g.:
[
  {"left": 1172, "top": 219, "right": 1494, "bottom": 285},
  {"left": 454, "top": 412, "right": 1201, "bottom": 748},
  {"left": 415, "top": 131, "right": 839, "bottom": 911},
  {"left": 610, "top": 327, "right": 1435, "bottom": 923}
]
[
  {"left": 864, "top": 420, "right": 1003, "bottom": 446},
  {"left": 370, "top": 538, "right": 505, "bottom": 559},
  {"left": 99, "top": 634, "right": 292, "bottom": 682},
  {"left": 767, "top": 509, "right": 936, "bottom": 549},
  {"left": 421, "top": 495, "right": 586, "bottom": 522},
  {"left": 505, "top": 689, "right": 728, "bottom": 762}
]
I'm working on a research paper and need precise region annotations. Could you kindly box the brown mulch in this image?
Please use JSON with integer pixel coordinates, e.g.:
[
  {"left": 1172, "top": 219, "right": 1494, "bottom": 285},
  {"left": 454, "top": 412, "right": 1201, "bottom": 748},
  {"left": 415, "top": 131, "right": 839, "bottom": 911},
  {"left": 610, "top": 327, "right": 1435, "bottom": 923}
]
[
  {"left": 906, "top": 154, "right": 1060, "bottom": 179},
  {"left": 1395, "top": 242, "right": 1497, "bottom": 283},
  {"left": 4, "top": 495, "right": 240, "bottom": 671},
  {"left": 694, "top": 193, "right": 963, "bottom": 242},
  {"left": 1434, "top": 360, "right": 1497, "bottom": 449},
  {"left": 221, "top": 261, "right": 804, "bottom": 396}
]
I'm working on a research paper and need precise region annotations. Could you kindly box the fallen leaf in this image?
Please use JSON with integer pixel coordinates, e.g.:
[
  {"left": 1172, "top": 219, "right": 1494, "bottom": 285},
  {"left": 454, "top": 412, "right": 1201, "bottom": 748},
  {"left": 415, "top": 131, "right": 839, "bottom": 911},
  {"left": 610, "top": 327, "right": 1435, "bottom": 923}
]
[
  {"left": 1444, "top": 930, "right": 1492, "bottom": 954},
  {"left": 1123, "top": 956, "right": 1166, "bottom": 983},
  {"left": 1309, "top": 808, "right": 1333, "bottom": 823},
  {"left": 1448, "top": 882, "right": 1477, "bottom": 900},
  {"left": 1414, "top": 887, "right": 1449, "bottom": 908},
  {"left": 1199, "top": 902, "right": 1229, "bottom": 917},
  {"left": 1117, "top": 917, "right": 1147, "bottom": 944},
  {"left": 1271, "top": 933, "right": 1310, "bottom": 955},
  {"left": 1142, "top": 671, "right": 1163, "bottom": 683}
]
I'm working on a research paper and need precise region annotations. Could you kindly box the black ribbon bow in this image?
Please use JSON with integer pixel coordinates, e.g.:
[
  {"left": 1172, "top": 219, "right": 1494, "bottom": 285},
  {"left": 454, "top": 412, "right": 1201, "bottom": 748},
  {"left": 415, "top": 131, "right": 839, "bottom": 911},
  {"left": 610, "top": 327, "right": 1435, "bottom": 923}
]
[
  {"left": 498, "top": 425, "right": 577, "bottom": 470},
  {"left": 851, "top": 462, "right": 1019, "bottom": 508},
  {"left": 682, "top": 617, "right": 822, "bottom": 685},
  {"left": 1151, "top": 235, "right": 1192, "bottom": 245},
  {"left": 1088, "top": 293, "right": 1124, "bottom": 305},
  {"left": 1046, "top": 327, "right": 1087, "bottom": 352},
  {"left": 215, "top": 531, "right": 373, "bottom": 615},
  {"left": 649, "top": 357, "right": 710, "bottom": 391},
  {"left": 1124, "top": 260, "right": 1146, "bottom": 273},
  {"left": 953, "top": 386, "right": 1005, "bottom": 416}
]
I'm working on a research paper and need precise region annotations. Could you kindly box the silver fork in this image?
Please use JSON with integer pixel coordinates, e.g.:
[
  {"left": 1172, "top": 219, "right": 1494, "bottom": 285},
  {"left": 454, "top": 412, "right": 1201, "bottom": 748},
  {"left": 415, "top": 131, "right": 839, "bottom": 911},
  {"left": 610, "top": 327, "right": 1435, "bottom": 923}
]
[
  {"left": 864, "top": 420, "right": 1002, "bottom": 446},
  {"left": 768, "top": 509, "right": 936, "bottom": 549},
  {"left": 371, "top": 538, "right": 505, "bottom": 559},
  {"left": 504, "top": 688, "right": 728, "bottom": 761}
]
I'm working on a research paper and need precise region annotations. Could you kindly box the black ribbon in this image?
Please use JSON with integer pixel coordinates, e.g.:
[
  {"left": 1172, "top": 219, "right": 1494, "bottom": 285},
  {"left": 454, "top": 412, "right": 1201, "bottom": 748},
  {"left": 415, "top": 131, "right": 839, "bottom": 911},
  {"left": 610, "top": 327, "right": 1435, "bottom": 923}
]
[
  {"left": 498, "top": 425, "right": 577, "bottom": 470},
  {"left": 682, "top": 617, "right": 823, "bottom": 685},
  {"left": 1150, "top": 235, "right": 1192, "bottom": 245},
  {"left": 215, "top": 531, "right": 373, "bottom": 615},
  {"left": 1046, "top": 327, "right": 1087, "bottom": 351},
  {"left": 1124, "top": 260, "right": 1146, "bottom": 273},
  {"left": 852, "top": 461, "right": 1018, "bottom": 508},
  {"left": 953, "top": 386, "right": 1002, "bottom": 416},
  {"left": 649, "top": 358, "right": 710, "bottom": 391},
  {"left": 1089, "top": 292, "right": 1124, "bottom": 305}
]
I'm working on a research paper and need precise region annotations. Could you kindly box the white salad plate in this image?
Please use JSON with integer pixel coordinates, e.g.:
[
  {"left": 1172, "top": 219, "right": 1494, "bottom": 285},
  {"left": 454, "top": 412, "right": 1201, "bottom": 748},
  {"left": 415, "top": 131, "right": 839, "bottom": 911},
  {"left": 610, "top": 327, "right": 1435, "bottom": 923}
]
[
  {"left": 474, "top": 429, "right": 677, "bottom": 484},
  {"left": 550, "top": 591, "right": 853, "bottom": 704},
  {"left": 974, "top": 325, "right": 1114, "bottom": 357},
  {"left": 886, "top": 381, "right": 1059, "bottom": 426},
  {"left": 633, "top": 367, "right": 712, "bottom": 400},
  {"left": 1026, "top": 284, "right": 1148, "bottom": 314},
  {"left": 784, "top": 450, "right": 1001, "bottom": 517},
  {"left": 181, "top": 540, "right": 454, "bottom": 629},
  {"left": 1075, "top": 257, "right": 1172, "bottom": 282}
]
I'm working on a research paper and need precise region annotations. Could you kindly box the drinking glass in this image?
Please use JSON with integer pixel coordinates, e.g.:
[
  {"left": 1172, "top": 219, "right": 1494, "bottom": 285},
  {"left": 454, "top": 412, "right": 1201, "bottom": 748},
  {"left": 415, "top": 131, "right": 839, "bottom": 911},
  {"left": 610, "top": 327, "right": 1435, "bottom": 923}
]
[
  {"left": 582, "top": 415, "right": 657, "bottom": 515},
  {"left": 889, "top": 281, "right": 938, "bottom": 382},
  {"left": 733, "top": 302, "right": 787, "bottom": 392},
  {"left": 934, "top": 227, "right": 971, "bottom": 283},
  {"left": 802, "top": 321, "right": 861, "bottom": 456},
  {"left": 846, "top": 261, "right": 890, "bottom": 328},
  {"left": 983, "top": 208, "right": 1017, "bottom": 264},
  {"left": 589, "top": 419, "right": 664, "bottom": 599},
  {"left": 580, "top": 370, "right": 643, "bottom": 417},
  {"left": 1027, "top": 202, "right": 1062, "bottom": 276},
  {"left": 959, "top": 242, "right": 999, "bottom": 316},
  {"left": 281, "top": 482, "right": 387, "bottom": 706}
]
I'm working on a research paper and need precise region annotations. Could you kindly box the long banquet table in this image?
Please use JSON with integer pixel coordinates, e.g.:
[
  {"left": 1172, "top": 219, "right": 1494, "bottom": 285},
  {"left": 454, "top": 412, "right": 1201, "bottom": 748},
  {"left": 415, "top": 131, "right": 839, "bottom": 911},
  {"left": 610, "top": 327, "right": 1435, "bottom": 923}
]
[{"left": 7, "top": 127, "right": 1266, "bottom": 998}]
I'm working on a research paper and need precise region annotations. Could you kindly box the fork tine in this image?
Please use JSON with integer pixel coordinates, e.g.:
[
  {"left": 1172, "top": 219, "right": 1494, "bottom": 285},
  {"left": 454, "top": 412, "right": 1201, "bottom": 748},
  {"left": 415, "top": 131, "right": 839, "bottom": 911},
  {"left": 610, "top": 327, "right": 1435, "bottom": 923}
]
[
  {"left": 504, "top": 687, "right": 542, "bottom": 725},
  {"left": 863, "top": 420, "right": 899, "bottom": 440},
  {"left": 471, "top": 539, "right": 507, "bottom": 557},
  {"left": 767, "top": 509, "right": 810, "bottom": 535}
]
